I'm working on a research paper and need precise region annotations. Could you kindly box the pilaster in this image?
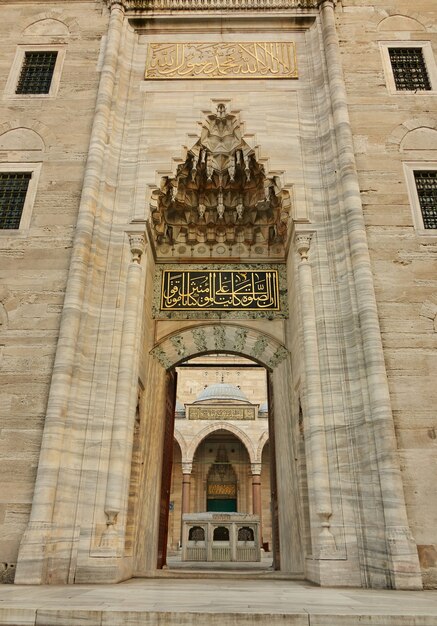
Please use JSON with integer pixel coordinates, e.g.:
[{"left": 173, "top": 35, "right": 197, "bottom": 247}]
[
  {"left": 318, "top": 0, "right": 422, "bottom": 590},
  {"left": 15, "top": 1, "right": 126, "bottom": 585},
  {"left": 294, "top": 231, "right": 338, "bottom": 565},
  {"left": 98, "top": 232, "right": 147, "bottom": 556}
]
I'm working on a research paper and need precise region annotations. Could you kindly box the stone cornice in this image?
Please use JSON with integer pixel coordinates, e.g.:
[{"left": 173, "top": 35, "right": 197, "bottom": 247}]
[{"left": 111, "top": 0, "right": 323, "bottom": 11}]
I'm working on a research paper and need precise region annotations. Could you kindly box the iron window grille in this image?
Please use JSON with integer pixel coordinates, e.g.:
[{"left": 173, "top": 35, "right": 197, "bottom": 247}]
[
  {"left": 0, "top": 172, "right": 32, "bottom": 229},
  {"left": 414, "top": 171, "right": 437, "bottom": 229},
  {"left": 388, "top": 47, "right": 431, "bottom": 91},
  {"left": 15, "top": 51, "right": 58, "bottom": 94}
]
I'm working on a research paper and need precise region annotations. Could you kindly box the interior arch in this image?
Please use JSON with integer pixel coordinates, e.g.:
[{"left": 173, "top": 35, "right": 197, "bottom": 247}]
[{"left": 188, "top": 423, "right": 256, "bottom": 465}]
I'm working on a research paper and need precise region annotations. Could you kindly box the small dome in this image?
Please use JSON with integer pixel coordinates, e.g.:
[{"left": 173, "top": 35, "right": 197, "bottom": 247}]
[
  {"left": 175, "top": 399, "right": 185, "bottom": 413},
  {"left": 195, "top": 383, "right": 249, "bottom": 404},
  {"left": 259, "top": 401, "right": 268, "bottom": 413}
]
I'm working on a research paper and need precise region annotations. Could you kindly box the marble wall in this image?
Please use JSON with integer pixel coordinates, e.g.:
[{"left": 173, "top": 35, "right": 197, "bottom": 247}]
[
  {"left": 0, "top": 0, "right": 434, "bottom": 590},
  {"left": 0, "top": 1, "right": 107, "bottom": 582},
  {"left": 337, "top": 0, "right": 437, "bottom": 588}
]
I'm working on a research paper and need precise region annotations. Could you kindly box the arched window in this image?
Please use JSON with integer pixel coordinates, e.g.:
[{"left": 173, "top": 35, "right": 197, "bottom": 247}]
[{"left": 213, "top": 526, "right": 229, "bottom": 542}]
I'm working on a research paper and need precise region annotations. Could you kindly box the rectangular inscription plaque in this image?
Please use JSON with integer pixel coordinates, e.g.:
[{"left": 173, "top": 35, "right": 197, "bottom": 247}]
[
  {"left": 145, "top": 42, "right": 297, "bottom": 80},
  {"left": 188, "top": 406, "right": 256, "bottom": 421},
  {"left": 161, "top": 270, "right": 279, "bottom": 311},
  {"left": 208, "top": 484, "right": 237, "bottom": 497}
]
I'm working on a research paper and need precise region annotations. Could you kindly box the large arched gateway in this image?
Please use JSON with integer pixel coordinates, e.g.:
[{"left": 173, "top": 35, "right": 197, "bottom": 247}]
[{"left": 5, "top": 0, "right": 429, "bottom": 593}]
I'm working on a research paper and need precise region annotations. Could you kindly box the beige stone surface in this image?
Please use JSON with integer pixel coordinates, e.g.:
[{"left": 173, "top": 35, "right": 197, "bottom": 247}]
[{"left": 1, "top": 579, "right": 437, "bottom": 625}]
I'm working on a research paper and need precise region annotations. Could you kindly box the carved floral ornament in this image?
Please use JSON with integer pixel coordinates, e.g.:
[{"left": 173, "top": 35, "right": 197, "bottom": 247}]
[
  {"left": 108, "top": 0, "right": 328, "bottom": 11},
  {"left": 149, "top": 104, "right": 292, "bottom": 261}
]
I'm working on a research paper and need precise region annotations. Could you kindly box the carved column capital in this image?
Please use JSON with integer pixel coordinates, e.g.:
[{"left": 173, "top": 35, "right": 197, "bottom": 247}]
[
  {"left": 128, "top": 232, "right": 146, "bottom": 264},
  {"left": 318, "top": 0, "right": 336, "bottom": 8},
  {"left": 106, "top": 0, "right": 126, "bottom": 11},
  {"left": 251, "top": 463, "right": 262, "bottom": 476},
  {"left": 295, "top": 232, "right": 313, "bottom": 261},
  {"left": 182, "top": 461, "right": 193, "bottom": 475}
]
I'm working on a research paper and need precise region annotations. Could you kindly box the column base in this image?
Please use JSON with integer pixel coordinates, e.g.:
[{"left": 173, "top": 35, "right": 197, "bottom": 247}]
[
  {"left": 15, "top": 522, "right": 79, "bottom": 584},
  {"left": 387, "top": 527, "right": 423, "bottom": 590}
]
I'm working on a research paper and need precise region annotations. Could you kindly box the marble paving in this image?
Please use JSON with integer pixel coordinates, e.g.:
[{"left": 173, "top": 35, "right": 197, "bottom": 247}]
[{"left": 1, "top": 578, "right": 437, "bottom": 625}]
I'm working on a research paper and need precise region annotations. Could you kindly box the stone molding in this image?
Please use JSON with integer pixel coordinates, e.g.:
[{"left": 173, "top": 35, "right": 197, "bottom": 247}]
[{"left": 114, "top": 0, "right": 324, "bottom": 11}]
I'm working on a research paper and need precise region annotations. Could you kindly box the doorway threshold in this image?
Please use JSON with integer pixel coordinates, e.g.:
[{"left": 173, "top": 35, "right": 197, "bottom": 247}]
[{"left": 137, "top": 562, "right": 305, "bottom": 581}]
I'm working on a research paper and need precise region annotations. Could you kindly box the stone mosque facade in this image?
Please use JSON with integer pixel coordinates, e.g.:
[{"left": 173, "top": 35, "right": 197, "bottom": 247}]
[{"left": 0, "top": 0, "right": 436, "bottom": 592}]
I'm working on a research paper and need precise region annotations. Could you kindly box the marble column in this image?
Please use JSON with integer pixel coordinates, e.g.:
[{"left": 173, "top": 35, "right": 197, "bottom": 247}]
[
  {"left": 101, "top": 232, "right": 146, "bottom": 552},
  {"left": 15, "top": 1, "right": 126, "bottom": 584},
  {"left": 295, "top": 231, "right": 337, "bottom": 559},
  {"left": 181, "top": 462, "right": 192, "bottom": 545},
  {"left": 319, "top": 0, "right": 422, "bottom": 589},
  {"left": 251, "top": 463, "right": 263, "bottom": 543}
]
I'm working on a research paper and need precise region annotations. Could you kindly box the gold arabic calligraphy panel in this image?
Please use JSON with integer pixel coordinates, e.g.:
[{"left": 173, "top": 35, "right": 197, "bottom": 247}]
[
  {"left": 145, "top": 42, "right": 298, "bottom": 80},
  {"left": 188, "top": 406, "right": 256, "bottom": 420},
  {"left": 161, "top": 270, "right": 279, "bottom": 311},
  {"left": 208, "top": 484, "right": 237, "bottom": 497}
]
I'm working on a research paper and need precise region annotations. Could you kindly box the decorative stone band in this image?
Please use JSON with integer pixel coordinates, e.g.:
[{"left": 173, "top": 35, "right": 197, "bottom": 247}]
[
  {"left": 115, "top": 0, "right": 325, "bottom": 10},
  {"left": 151, "top": 324, "right": 289, "bottom": 370},
  {"left": 187, "top": 405, "right": 256, "bottom": 420}
]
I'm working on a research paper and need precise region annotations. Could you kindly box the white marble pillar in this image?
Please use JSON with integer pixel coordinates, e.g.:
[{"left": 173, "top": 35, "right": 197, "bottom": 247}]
[
  {"left": 101, "top": 232, "right": 146, "bottom": 551},
  {"left": 319, "top": 0, "right": 422, "bottom": 589},
  {"left": 295, "top": 231, "right": 337, "bottom": 558},
  {"left": 15, "top": 1, "right": 126, "bottom": 584},
  {"left": 180, "top": 461, "right": 192, "bottom": 545},
  {"left": 251, "top": 463, "right": 263, "bottom": 543}
]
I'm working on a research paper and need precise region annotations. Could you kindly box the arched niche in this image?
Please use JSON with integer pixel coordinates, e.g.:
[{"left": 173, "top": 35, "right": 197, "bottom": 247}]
[
  {"left": 387, "top": 116, "right": 437, "bottom": 153},
  {"left": 401, "top": 128, "right": 437, "bottom": 152},
  {"left": 0, "top": 128, "right": 45, "bottom": 152},
  {"left": 23, "top": 18, "right": 70, "bottom": 37},
  {"left": 377, "top": 14, "right": 426, "bottom": 32}
]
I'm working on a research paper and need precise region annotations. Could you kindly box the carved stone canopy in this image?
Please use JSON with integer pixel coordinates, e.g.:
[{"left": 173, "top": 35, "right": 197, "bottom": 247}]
[{"left": 150, "top": 104, "right": 291, "bottom": 261}]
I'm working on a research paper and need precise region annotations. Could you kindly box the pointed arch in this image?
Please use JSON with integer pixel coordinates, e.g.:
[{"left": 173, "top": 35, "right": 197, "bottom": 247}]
[
  {"left": 186, "top": 422, "right": 256, "bottom": 464},
  {"left": 256, "top": 431, "right": 270, "bottom": 464},
  {"left": 151, "top": 322, "right": 288, "bottom": 371},
  {"left": 174, "top": 428, "right": 187, "bottom": 460}
]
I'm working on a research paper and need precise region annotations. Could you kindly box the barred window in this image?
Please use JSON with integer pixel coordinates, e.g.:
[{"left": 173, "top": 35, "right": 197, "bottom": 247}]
[
  {"left": 15, "top": 51, "right": 58, "bottom": 95},
  {"left": 388, "top": 48, "right": 431, "bottom": 91},
  {"left": 0, "top": 172, "right": 32, "bottom": 229},
  {"left": 414, "top": 171, "right": 437, "bottom": 229}
]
